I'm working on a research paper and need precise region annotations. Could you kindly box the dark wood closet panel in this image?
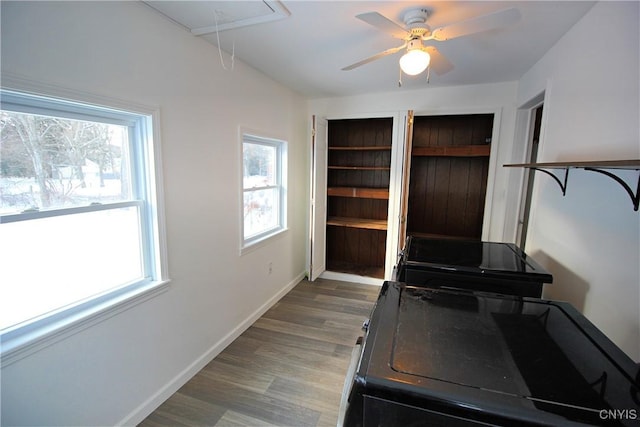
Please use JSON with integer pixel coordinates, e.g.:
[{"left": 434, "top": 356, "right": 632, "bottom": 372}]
[
  {"left": 406, "top": 114, "right": 493, "bottom": 240},
  {"left": 326, "top": 118, "right": 392, "bottom": 278}
]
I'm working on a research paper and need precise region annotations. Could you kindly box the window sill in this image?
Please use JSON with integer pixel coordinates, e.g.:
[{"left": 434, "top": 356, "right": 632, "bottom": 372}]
[
  {"left": 0, "top": 279, "right": 170, "bottom": 367},
  {"left": 240, "top": 227, "right": 288, "bottom": 256}
]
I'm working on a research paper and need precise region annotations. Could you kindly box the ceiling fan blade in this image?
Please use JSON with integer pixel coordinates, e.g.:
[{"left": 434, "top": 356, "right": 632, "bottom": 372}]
[
  {"left": 429, "top": 7, "right": 520, "bottom": 41},
  {"left": 424, "top": 46, "right": 453, "bottom": 75},
  {"left": 356, "top": 12, "right": 408, "bottom": 39},
  {"left": 342, "top": 43, "right": 407, "bottom": 71}
]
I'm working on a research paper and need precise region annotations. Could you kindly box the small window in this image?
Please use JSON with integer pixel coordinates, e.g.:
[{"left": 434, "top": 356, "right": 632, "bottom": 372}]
[
  {"left": 241, "top": 133, "right": 287, "bottom": 250},
  {"left": 0, "top": 89, "right": 167, "bottom": 353}
]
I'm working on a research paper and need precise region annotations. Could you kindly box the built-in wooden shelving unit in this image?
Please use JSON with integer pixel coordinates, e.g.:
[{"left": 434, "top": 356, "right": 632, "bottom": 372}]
[
  {"left": 326, "top": 118, "right": 392, "bottom": 279},
  {"left": 504, "top": 160, "right": 640, "bottom": 211}
]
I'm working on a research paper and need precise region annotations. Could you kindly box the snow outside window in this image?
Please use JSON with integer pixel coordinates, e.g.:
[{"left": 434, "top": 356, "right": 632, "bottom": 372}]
[
  {"left": 0, "top": 89, "right": 167, "bottom": 356},
  {"left": 242, "top": 134, "right": 287, "bottom": 251}
]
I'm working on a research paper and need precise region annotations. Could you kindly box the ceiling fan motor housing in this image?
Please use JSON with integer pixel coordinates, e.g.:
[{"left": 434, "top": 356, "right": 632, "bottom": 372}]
[{"left": 403, "top": 7, "right": 432, "bottom": 39}]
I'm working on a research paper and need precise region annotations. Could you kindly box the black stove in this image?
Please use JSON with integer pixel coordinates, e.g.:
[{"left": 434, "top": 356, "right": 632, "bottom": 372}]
[
  {"left": 340, "top": 282, "right": 640, "bottom": 426},
  {"left": 396, "top": 236, "right": 553, "bottom": 297}
]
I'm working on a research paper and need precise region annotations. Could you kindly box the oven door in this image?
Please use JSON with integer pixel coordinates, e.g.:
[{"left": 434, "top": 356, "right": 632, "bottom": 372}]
[{"left": 337, "top": 336, "right": 363, "bottom": 427}]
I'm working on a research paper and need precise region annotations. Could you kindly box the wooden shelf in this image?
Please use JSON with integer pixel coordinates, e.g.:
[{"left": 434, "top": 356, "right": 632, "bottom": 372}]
[
  {"left": 329, "top": 145, "right": 392, "bottom": 151},
  {"left": 327, "top": 187, "right": 389, "bottom": 199},
  {"left": 328, "top": 166, "right": 390, "bottom": 171},
  {"left": 504, "top": 160, "right": 640, "bottom": 169},
  {"left": 412, "top": 145, "right": 491, "bottom": 157},
  {"left": 504, "top": 159, "right": 640, "bottom": 211},
  {"left": 327, "top": 216, "right": 387, "bottom": 230}
]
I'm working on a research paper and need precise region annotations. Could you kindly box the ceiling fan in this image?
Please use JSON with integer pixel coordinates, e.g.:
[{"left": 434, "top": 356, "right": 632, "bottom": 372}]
[{"left": 342, "top": 6, "right": 521, "bottom": 81}]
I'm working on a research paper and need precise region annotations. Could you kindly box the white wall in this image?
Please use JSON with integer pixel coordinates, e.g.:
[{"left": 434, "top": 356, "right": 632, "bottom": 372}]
[
  {"left": 518, "top": 2, "right": 640, "bottom": 361},
  {"left": 0, "top": 2, "right": 308, "bottom": 425},
  {"left": 512, "top": 1, "right": 639, "bottom": 360}
]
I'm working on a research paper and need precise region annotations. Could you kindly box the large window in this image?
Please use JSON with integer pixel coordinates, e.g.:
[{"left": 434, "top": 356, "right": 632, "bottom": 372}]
[
  {"left": 0, "top": 89, "right": 167, "bottom": 354},
  {"left": 242, "top": 133, "right": 287, "bottom": 251}
]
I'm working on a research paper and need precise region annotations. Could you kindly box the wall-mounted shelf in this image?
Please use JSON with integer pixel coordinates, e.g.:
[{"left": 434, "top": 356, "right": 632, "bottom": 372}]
[
  {"left": 327, "top": 216, "right": 388, "bottom": 230},
  {"left": 504, "top": 160, "right": 640, "bottom": 211}
]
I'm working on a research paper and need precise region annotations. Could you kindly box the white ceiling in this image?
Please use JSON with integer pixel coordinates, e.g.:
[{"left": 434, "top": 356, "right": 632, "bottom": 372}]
[{"left": 144, "top": 1, "right": 596, "bottom": 98}]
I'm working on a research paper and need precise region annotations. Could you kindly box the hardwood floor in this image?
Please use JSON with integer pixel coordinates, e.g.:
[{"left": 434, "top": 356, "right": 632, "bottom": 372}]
[{"left": 139, "top": 278, "right": 380, "bottom": 427}]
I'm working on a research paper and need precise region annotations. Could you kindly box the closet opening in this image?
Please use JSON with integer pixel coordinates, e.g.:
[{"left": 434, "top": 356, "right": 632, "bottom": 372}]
[
  {"left": 325, "top": 118, "right": 393, "bottom": 279},
  {"left": 404, "top": 114, "right": 494, "bottom": 241}
]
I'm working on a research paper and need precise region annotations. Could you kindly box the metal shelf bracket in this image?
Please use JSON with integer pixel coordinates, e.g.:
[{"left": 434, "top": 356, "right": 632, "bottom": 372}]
[
  {"left": 583, "top": 167, "right": 640, "bottom": 211},
  {"left": 532, "top": 167, "right": 569, "bottom": 196},
  {"left": 504, "top": 160, "right": 640, "bottom": 212}
]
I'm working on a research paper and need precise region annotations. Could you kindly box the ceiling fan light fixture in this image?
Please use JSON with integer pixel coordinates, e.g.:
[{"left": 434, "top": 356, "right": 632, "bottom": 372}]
[{"left": 399, "top": 48, "right": 431, "bottom": 76}]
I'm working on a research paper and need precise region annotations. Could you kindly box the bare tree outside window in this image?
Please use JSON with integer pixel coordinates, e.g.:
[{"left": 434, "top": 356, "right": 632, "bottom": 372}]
[
  {"left": 0, "top": 111, "right": 130, "bottom": 215},
  {"left": 0, "top": 90, "right": 165, "bottom": 339}
]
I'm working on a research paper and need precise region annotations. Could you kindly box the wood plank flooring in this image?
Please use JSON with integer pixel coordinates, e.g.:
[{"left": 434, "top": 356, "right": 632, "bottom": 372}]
[{"left": 139, "top": 278, "right": 380, "bottom": 427}]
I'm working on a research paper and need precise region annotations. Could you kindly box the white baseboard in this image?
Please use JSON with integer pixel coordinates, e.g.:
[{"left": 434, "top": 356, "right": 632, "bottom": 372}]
[{"left": 118, "top": 271, "right": 306, "bottom": 426}]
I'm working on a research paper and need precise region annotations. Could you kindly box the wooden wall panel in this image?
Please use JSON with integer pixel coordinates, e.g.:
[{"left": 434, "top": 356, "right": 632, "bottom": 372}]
[
  {"left": 406, "top": 114, "right": 492, "bottom": 240},
  {"left": 326, "top": 168, "right": 390, "bottom": 188},
  {"left": 327, "top": 118, "right": 392, "bottom": 148},
  {"left": 412, "top": 114, "right": 493, "bottom": 148},
  {"left": 328, "top": 149, "right": 391, "bottom": 169},
  {"left": 327, "top": 197, "right": 388, "bottom": 221},
  {"left": 326, "top": 227, "right": 387, "bottom": 277}
]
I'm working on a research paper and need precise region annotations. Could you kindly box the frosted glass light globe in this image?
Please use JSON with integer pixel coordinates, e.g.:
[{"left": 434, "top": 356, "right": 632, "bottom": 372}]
[{"left": 399, "top": 49, "right": 431, "bottom": 76}]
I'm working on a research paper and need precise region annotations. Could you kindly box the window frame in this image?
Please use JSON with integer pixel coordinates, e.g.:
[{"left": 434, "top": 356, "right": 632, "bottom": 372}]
[
  {"left": 240, "top": 132, "right": 287, "bottom": 254},
  {"left": 0, "top": 88, "right": 169, "bottom": 365}
]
